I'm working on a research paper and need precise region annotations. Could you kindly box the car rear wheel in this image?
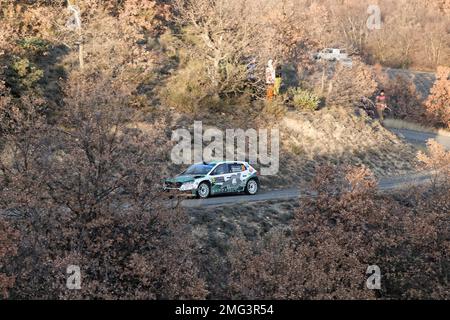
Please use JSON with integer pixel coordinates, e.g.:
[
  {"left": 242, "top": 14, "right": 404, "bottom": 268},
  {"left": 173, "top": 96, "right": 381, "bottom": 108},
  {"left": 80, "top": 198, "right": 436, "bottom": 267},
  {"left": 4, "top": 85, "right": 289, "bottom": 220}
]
[
  {"left": 197, "top": 182, "right": 210, "bottom": 199},
  {"left": 245, "top": 179, "right": 259, "bottom": 195}
]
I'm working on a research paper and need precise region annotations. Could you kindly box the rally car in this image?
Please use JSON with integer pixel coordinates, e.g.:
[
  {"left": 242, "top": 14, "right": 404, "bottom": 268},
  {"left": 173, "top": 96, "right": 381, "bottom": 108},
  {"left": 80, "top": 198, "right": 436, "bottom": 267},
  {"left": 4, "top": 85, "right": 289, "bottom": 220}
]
[{"left": 163, "top": 161, "right": 260, "bottom": 199}]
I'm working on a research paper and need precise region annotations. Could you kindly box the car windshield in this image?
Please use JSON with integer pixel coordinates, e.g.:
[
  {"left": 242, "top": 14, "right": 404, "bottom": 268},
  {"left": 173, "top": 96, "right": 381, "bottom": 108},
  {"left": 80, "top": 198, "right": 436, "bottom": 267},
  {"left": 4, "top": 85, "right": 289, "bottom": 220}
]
[{"left": 183, "top": 164, "right": 214, "bottom": 175}]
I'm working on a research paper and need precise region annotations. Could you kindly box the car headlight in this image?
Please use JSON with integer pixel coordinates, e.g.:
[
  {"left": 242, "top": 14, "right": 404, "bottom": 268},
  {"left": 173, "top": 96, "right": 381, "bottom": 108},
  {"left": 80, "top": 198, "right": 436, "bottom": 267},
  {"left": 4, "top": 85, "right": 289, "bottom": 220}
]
[{"left": 180, "top": 182, "right": 197, "bottom": 191}]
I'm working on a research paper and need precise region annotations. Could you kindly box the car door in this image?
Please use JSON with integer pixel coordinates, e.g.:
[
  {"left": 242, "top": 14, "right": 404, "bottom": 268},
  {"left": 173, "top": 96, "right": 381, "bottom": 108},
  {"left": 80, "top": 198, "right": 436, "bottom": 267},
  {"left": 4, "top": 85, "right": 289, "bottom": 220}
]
[
  {"left": 227, "top": 163, "right": 248, "bottom": 192},
  {"left": 209, "top": 163, "right": 230, "bottom": 195}
]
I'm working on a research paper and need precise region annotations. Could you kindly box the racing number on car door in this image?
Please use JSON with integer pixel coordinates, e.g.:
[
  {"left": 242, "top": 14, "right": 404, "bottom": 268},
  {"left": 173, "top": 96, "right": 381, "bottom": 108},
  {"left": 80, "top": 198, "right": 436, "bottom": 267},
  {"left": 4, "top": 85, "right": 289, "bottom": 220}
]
[{"left": 228, "top": 163, "right": 246, "bottom": 192}]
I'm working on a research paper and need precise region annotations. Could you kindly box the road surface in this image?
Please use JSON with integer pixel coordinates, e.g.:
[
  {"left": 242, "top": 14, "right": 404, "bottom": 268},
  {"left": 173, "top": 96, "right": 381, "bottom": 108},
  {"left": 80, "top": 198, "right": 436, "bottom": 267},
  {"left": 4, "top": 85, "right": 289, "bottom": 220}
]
[
  {"left": 180, "top": 171, "right": 433, "bottom": 208},
  {"left": 389, "top": 128, "right": 450, "bottom": 150},
  {"left": 180, "top": 127, "right": 448, "bottom": 208},
  {"left": 385, "top": 68, "right": 436, "bottom": 99}
]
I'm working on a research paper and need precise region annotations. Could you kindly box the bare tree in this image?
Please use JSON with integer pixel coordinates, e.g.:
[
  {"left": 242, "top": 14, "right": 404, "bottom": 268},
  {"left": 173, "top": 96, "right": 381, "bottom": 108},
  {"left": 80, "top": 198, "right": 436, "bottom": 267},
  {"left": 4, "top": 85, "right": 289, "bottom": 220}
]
[
  {"left": 0, "top": 74, "right": 207, "bottom": 299},
  {"left": 66, "top": 1, "right": 84, "bottom": 70},
  {"left": 170, "top": 0, "right": 314, "bottom": 97},
  {"left": 0, "top": 220, "right": 18, "bottom": 299},
  {"left": 172, "top": 0, "right": 263, "bottom": 93}
]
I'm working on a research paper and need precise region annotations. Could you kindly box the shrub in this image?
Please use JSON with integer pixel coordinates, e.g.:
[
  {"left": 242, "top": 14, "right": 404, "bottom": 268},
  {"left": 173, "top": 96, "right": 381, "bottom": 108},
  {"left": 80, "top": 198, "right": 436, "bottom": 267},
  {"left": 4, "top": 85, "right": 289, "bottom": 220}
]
[
  {"left": 417, "top": 139, "right": 450, "bottom": 187},
  {"left": 382, "top": 75, "right": 424, "bottom": 122},
  {"left": 289, "top": 87, "right": 320, "bottom": 111},
  {"left": 0, "top": 76, "right": 208, "bottom": 299},
  {"left": 17, "top": 37, "right": 50, "bottom": 55},
  {"left": 425, "top": 66, "right": 450, "bottom": 128},
  {"left": 227, "top": 164, "right": 450, "bottom": 299},
  {"left": 0, "top": 220, "right": 18, "bottom": 299},
  {"left": 159, "top": 59, "right": 216, "bottom": 114},
  {"left": 160, "top": 58, "right": 253, "bottom": 115},
  {"left": 228, "top": 166, "right": 381, "bottom": 299},
  {"left": 325, "top": 61, "right": 378, "bottom": 108},
  {"left": 7, "top": 57, "right": 43, "bottom": 93}
]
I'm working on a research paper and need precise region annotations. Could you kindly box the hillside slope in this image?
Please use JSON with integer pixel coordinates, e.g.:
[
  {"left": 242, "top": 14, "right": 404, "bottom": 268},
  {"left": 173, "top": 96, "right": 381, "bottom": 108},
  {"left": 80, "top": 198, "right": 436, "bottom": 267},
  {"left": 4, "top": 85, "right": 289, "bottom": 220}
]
[{"left": 260, "top": 107, "right": 418, "bottom": 189}]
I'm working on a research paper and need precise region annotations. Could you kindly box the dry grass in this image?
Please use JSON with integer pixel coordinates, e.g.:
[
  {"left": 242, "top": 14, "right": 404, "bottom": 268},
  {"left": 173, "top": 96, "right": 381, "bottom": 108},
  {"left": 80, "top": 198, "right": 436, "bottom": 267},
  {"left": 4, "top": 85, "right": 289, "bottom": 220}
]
[{"left": 259, "top": 107, "right": 419, "bottom": 189}]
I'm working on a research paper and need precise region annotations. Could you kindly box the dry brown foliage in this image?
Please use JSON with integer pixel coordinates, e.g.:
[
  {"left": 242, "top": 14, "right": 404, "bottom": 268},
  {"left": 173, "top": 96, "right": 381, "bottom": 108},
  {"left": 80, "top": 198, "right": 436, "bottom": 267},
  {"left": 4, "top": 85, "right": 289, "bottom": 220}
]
[
  {"left": 228, "top": 163, "right": 449, "bottom": 299},
  {"left": 325, "top": 61, "right": 378, "bottom": 107},
  {"left": 425, "top": 66, "right": 450, "bottom": 128},
  {"left": 0, "top": 220, "right": 19, "bottom": 299},
  {"left": 1, "top": 0, "right": 449, "bottom": 300},
  {"left": 417, "top": 139, "right": 450, "bottom": 187},
  {"left": 0, "top": 75, "right": 207, "bottom": 299},
  {"left": 380, "top": 75, "right": 425, "bottom": 122},
  {"left": 228, "top": 166, "right": 383, "bottom": 299}
]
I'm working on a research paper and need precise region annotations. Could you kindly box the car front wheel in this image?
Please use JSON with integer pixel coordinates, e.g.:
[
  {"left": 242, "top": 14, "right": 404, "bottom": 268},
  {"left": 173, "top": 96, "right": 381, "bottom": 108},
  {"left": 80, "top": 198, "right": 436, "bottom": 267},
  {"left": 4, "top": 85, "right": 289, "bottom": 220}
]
[
  {"left": 197, "top": 182, "right": 211, "bottom": 199},
  {"left": 245, "top": 179, "right": 259, "bottom": 195}
]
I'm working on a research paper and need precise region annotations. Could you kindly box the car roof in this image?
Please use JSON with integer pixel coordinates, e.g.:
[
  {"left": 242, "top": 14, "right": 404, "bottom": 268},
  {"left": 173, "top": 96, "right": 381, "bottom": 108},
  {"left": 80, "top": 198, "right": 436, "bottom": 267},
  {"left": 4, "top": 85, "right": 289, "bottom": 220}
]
[{"left": 196, "top": 161, "right": 248, "bottom": 166}]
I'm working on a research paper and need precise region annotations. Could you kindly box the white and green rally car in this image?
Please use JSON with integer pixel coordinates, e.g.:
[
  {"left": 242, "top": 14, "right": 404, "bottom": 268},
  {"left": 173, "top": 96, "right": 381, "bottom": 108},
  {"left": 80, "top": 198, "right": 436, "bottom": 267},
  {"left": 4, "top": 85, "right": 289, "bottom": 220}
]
[{"left": 163, "top": 161, "right": 260, "bottom": 199}]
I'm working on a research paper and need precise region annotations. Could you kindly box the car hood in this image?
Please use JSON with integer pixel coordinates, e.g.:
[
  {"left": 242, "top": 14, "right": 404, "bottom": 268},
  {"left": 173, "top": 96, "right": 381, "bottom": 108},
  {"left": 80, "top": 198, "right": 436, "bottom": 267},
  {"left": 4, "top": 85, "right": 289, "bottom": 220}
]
[{"left": 165, "top": 175, "right": 205, "bottom": 184}]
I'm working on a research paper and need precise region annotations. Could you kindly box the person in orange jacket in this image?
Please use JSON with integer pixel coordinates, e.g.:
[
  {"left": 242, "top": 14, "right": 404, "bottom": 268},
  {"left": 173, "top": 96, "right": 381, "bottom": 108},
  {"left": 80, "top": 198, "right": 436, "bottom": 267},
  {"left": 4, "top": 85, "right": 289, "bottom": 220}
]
[{"left": 265, "top": 59, "right": 276, "bottom": 100}]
